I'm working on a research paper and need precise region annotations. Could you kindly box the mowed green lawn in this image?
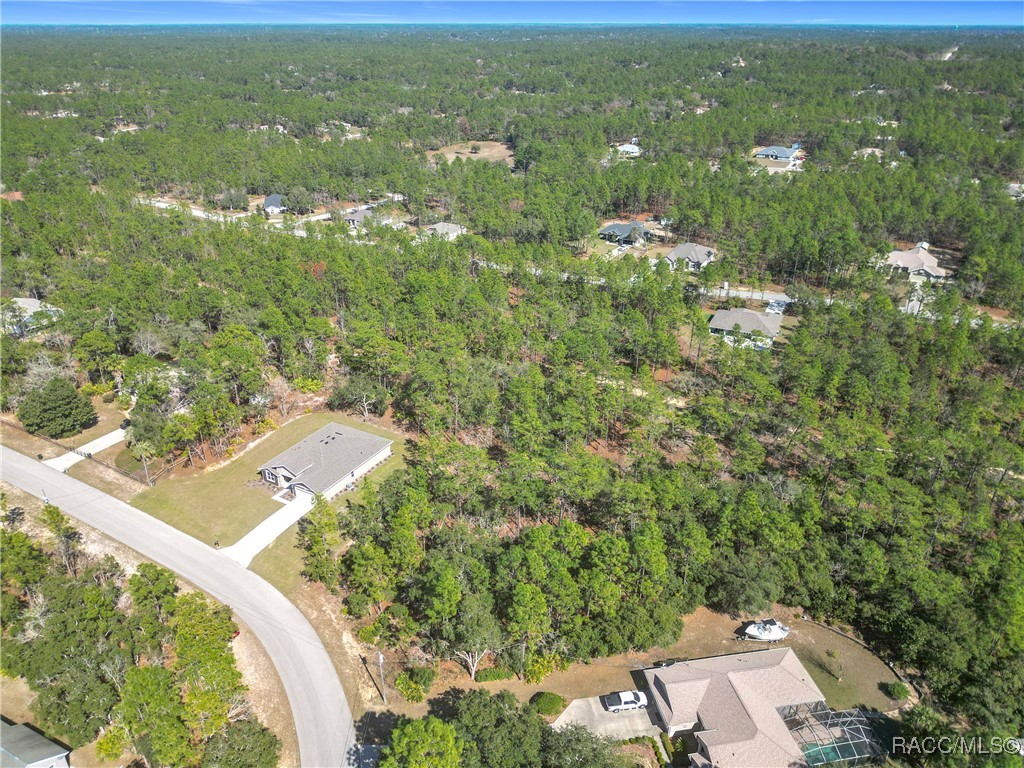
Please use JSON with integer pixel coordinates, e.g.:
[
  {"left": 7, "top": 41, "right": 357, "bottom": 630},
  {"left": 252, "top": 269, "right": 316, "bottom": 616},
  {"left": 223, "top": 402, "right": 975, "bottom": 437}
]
[
  {"left": 249, "top": 433, "right": 408, "bottom": 599},
  {"left": 133, "top": 413, "right": 406, "bottom": 548}
]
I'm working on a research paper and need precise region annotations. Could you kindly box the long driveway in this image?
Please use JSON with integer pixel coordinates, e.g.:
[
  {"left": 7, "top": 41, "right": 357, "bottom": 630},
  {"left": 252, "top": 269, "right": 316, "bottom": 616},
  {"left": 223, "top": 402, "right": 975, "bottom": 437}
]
[{"left": 0, "top": 446, "right": 355, "bottom": 768}]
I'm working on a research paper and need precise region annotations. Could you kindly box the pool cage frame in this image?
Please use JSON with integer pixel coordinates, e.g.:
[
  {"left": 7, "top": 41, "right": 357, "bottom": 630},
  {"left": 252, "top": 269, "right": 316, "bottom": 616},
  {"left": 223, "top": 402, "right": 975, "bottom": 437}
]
[{"left": 778, "top": 701, "right": 885, "bottom": 766}]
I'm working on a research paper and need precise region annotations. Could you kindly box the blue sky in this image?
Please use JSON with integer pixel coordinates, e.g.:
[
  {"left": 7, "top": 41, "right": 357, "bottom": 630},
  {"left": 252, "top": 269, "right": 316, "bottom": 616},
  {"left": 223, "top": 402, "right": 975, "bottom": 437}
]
[{"left": 1, "top": 1, "right": 1021, "bottom": 26}]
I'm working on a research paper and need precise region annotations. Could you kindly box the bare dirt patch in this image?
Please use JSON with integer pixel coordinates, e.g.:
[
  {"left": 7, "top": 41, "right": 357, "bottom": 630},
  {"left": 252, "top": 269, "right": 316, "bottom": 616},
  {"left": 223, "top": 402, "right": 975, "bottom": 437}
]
[
  {"left": 428, "top": 141, "right": 514, "bottom": 167},
  {"left": 231, "top": 622, "right": 300, "bottom": 767}
]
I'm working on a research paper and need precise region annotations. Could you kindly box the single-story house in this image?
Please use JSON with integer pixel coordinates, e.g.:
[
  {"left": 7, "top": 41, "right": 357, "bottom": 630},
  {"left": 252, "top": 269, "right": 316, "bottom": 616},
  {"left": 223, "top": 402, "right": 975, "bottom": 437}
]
[
  {"left": 755, "top": 144, "right": 802, "bottom": 161},
  {"left": 617, "top": 143, "right": 642, "bottom": 157},
  {"left": 853, "top": 147, "right": 883, "bottom": 160},
  {"left": 884, "top": 242, "right": 948, "bottom": 280},
  {"left": 263, "top": 193, "right": 286, "bottom": 215},
  {"left": 422, "top": 222, "right": 467, "bottom": 241},
  {"left": 343, "top": 208, "right": 374, "bottom": 228},
  {"left": 661, "top": 242, "right": 717, "bottom": 272},
  {"left": 709, "top": 308, "right": 783, "bottom": 349},
  {"left": 1, "top": 721, "right": 70, "bottom": 768},
  {"left": 258, "top": 422, "right": 392, "bottom": 500},
  {"left": 1, "top": 298, "right": 63, "bottom": 337},
  {"left": 599, "top": 221, "right": 653, "bottom": 245},
  {"left": 643, "top": 649, "right": 825, "bottom": 768}
]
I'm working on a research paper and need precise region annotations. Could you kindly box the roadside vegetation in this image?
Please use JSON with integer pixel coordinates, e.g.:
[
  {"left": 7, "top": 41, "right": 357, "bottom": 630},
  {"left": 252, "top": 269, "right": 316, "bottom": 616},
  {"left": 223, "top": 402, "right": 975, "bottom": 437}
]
[{"left": 0, "top": 496, "right": 280, "bottom": 768}]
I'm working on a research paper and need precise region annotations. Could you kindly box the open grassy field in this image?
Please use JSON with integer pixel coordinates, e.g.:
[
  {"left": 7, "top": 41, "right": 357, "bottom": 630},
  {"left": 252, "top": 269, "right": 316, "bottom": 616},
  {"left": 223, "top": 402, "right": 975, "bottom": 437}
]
[
  {"left": 133, "top": 412, "right": 406, "bottom": 548},
  {"left": 427, "top": 140, "right": 514, "bottom": 166}
]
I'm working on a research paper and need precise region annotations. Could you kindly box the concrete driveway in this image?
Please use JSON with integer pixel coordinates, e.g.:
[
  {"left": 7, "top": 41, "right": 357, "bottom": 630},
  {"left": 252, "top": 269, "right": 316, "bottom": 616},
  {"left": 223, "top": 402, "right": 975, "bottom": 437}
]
[
  {"left": 554, "top": 695, "right": 663, "bottom": 741},
  {"left": 42, "top": 427, "right": 126, "bottom": 471},
  {"left": 220, "top": 492, "right": 315, "bottom": 567}
]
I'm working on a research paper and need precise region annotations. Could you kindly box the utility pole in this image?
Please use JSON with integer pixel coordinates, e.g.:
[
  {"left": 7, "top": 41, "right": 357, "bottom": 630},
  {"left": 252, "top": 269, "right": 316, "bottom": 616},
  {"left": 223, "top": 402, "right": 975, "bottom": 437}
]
[{"left": 378, "top": 649, "right": 387, "bottom": 705}]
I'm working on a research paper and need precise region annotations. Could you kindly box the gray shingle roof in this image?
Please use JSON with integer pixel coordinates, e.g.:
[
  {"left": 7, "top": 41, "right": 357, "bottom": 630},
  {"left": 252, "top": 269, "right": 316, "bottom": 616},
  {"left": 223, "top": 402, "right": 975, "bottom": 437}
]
[
  {"left": 264, "top": 193, "right": 284, "bottom": 208},
  {"left": 709, "top": 308, "right": 782, "bottom": 337},
  {"left": 425, "top": 222, "right": 466, "bottom": 239},
  {"left": 258, "top": 423, "right": 392, "bottom": 494},
  {"left": 665, "top": 242, "right": 716, "bottom": 268},
  {"left": 345, "top": 208, "right": 373, "bottom": 224},
  {"left": 756, "top": 145, "right": 799, "bottom": 161},
  {"left": 599, "top": 221, "right": 652, "bottom": 241},
  {"left": 1, "top": 722, "right": 69, "bottom": 768}
]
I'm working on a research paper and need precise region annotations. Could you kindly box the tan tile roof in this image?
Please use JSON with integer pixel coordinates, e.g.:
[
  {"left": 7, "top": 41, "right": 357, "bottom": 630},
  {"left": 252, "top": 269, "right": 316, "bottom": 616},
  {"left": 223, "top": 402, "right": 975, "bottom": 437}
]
[
  {"left": 885, "top": 245, "right": 947, "bottom": 277},
  {"left": 643, "top": 648, "right": 825, "bottom": 768}
]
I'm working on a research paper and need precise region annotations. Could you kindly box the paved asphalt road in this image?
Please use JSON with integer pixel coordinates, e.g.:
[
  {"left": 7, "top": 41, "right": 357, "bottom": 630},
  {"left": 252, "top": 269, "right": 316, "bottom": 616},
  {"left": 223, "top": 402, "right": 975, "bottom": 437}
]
[{"left": 1, "top": 446, "right": 356, "bottom": 768}]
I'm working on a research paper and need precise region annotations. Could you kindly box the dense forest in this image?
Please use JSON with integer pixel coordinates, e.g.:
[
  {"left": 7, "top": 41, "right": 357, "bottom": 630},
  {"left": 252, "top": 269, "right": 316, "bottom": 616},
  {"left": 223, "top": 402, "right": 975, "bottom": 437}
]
[
  {"left": 2, "top": 26, "right": 1023, "bottom": 306},
  {"left": 1, "top": 25, "right": 1023, "bottom": 765},
  {"left": 0, "top": 499, "right": 280, "bottom": 767}
]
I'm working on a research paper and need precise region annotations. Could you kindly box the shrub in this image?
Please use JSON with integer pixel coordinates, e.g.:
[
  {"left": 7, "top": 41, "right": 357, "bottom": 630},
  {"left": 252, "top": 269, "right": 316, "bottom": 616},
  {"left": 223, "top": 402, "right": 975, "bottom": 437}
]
[
  {"left": 18, "top": 378, "right": 97, "bottom": 438},
  {"left": 476, "top": 666, "right": 514, "bottom": 682},
  {"left": 394, "top": 672, "right": 425, "bottom": 703},
  {"left": 530, "top": 692, "right": 565, "bottom": 716},
  {"left": 292, "top": 377, "right": 323, "bottom": 394},
  {"left": 406, "top": 665, "right": 436, "bottom": 692},
  {"left": 887, "top": 681, "right": 910, "bottom": 701},
  {"left": 80, "top": 381, "right": 114, "bottom": 396},
  {"left": 355, "top": 624, "right": 379, "bottom": 645},
  {"left": 344, "top": 591, "right": 371, "bottom": 617},
  {"left": 524, "top": 652, "right": 562, "bottom": 684},
  {"left": 252, "top": 416, "right": 277, "bottom": 436},
  {"left": 102, "top": 391, "right": 116, "bottom": 403},
  {"left": 661, "top": 732, "right": 674, "bottom": 757}
]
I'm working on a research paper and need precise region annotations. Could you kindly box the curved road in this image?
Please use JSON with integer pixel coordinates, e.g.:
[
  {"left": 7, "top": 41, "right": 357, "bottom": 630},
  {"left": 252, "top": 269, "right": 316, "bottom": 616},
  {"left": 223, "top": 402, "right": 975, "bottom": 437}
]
[{"left": 0, "top": 446, "right": 355, "bottom": 768}]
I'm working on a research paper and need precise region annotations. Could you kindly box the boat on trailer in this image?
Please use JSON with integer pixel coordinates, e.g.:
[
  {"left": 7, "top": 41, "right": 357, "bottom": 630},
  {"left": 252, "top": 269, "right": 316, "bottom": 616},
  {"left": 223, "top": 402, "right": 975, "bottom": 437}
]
[{"left": 744, "top": 618, "right": 790, "bottom": 642}]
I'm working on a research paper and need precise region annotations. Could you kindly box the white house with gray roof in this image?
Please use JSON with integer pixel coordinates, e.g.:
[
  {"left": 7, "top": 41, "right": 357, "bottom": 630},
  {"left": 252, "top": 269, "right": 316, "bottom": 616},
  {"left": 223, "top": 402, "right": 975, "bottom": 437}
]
[
  {"left": 258, "top": 423, "right": 392, "bottom": 500},
  {"left": 709, "top": 308, "right": 783, "bottom": 349},
  {"left": 755, "top": 143, "right": 802, "bottom": 161},
  {"left": 660, "top": 242, "right": 717, "bottom": 272},
  {"left": 1, "top": 722, "right": 69, "bottom": 768},
  {"left": 421, "top": 222, "right": 467, "bottom": 241}
]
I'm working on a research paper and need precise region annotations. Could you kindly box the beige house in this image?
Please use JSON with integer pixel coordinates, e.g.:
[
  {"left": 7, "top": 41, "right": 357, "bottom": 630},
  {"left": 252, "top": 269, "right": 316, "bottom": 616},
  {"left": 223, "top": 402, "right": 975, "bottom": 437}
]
[
  {"left": 643, "top": 649, "right": 825, "bottom": 768},
  {"left": 884, "top": 242, "right": 948, "bottom": 281}
]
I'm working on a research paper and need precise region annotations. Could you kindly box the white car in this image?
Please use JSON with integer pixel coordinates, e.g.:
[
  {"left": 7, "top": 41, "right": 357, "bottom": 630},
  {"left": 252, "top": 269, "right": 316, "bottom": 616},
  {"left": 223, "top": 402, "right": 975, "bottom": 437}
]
[{"left": 604, "top": 690, "right": 648, "bottom": 713}]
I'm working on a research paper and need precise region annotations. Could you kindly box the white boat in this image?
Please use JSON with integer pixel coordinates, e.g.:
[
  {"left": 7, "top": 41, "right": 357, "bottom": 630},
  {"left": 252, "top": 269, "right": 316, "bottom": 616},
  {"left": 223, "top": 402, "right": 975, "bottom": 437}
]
[{"left": 744, "top": 618, "right": 790, "bottom": 642}]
